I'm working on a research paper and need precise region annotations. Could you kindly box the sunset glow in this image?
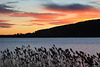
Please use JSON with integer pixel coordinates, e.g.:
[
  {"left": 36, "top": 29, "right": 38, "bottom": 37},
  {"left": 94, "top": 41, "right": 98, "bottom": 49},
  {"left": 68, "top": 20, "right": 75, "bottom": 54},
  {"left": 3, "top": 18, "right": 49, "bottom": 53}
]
[{"left": 0, "top": 0, "right": 100, "bottom": 35}]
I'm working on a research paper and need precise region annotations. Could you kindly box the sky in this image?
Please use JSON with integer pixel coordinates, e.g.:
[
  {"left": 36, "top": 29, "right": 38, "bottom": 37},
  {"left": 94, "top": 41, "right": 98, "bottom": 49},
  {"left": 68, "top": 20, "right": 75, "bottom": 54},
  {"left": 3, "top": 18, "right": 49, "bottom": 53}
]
[{"left": 0, "top": 0, "right": 100, "bottom": 35}]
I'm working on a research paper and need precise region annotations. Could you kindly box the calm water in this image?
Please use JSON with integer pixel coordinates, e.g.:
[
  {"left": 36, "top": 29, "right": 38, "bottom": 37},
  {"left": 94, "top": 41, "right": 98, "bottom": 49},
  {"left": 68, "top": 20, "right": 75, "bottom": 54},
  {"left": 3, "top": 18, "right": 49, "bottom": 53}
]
[{"left": 0, "top": 38, "right": 100, "bottom": 55}]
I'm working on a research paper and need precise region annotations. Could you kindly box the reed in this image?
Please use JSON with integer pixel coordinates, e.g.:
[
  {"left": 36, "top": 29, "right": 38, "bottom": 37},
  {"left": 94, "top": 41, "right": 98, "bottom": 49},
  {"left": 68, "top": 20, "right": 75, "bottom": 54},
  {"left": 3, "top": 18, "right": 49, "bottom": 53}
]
[{"left": 0, "top": 45, "right": 100, "bottom": 67}]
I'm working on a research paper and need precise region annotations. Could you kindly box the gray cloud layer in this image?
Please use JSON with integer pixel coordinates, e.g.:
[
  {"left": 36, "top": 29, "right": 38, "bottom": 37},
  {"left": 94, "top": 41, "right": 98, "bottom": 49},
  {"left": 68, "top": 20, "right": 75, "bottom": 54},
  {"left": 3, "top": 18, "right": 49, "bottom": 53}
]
[
  {"left": 44, "top": 4, "right": 95, "bottom": 11},
  {"left": 0, "top": 22, "right": 14, "bottom": 28},
  {"left": 0, "top": 4, "right": 19, "bottom": 14}
]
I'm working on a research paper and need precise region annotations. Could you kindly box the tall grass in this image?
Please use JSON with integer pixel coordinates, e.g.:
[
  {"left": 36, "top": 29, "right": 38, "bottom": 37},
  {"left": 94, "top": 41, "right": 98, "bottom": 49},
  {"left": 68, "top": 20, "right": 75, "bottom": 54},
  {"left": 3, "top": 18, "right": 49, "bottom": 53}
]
[{"left": 0, "top": 45, "right": 100, "bottom": 67}]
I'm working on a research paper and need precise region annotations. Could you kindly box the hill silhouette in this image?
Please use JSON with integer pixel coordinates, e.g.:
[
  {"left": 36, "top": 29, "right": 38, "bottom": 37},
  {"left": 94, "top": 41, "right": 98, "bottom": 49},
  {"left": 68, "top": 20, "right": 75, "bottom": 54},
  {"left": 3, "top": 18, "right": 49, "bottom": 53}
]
[
  {"left": 33, "top": 19, "right": 100, "bottom": 37},
  {"left": 0, "top": 19, "right": 100, "bottom": 37}
]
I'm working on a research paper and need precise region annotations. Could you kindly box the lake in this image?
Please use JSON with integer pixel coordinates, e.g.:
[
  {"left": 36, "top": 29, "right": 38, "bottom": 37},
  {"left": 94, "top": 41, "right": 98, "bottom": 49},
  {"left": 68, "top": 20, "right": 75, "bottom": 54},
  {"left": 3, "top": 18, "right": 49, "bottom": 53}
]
[{"left": 0, "top": 38, "right": 100, "bottom": 55}]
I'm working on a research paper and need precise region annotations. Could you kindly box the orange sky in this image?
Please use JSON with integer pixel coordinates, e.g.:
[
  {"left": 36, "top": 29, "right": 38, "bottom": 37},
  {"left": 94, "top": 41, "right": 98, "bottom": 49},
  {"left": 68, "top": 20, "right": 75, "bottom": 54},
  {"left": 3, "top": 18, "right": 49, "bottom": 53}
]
[{"left": 0, "top": 0, "right": 100, "bottom": 35}]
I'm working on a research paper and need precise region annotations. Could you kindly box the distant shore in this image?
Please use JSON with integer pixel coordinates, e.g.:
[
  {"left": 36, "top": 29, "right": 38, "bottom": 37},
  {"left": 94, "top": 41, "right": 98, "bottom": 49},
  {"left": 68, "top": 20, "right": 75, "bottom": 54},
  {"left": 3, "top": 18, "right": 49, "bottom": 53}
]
[{"left": 0, "top": 35, "right": 100, "bottom": 38}]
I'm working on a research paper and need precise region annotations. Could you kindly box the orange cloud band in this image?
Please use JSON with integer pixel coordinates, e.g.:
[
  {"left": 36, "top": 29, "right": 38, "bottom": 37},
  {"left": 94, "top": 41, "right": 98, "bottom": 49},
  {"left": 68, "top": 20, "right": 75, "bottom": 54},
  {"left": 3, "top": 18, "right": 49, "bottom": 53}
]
[{"left": 10, "top": 12, "right": 66, "bottom": 19}]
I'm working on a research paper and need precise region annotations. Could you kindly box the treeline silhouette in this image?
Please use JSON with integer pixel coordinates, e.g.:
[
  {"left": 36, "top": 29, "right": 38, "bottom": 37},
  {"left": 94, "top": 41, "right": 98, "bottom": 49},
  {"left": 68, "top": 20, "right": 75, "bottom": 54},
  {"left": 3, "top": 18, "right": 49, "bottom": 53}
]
[{"left": 0, "top": 19, "right": 100, "bottom": 37}]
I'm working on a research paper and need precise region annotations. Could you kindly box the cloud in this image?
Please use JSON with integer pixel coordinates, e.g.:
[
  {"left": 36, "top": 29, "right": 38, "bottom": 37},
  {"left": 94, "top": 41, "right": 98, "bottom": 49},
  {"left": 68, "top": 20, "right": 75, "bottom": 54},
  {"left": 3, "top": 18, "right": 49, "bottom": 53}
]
[
  {"left": 49, "top": 19, "right": 76, "bottom": 25},
  {"left": 29, "top": 19, "right": 58, "bottom": 23},
  {"left": 1, "top": 3, "right": 100, "bottom": 27},
  {"left": 10, "top": 3, "right": 100, "bottom": 26},
  {"left": 38, "top": 3, "right": 100, "bottom": 25},
  {"left": 32, "top": 23, "right": 44, "bottom": 25},
  {"left": 0, "top": 20, "right": 10, "bottom": 22},
  {"left": 0, "top": 4, "right": 19, "bottom": 15},
  {"left": 0, "top": 22, "right": 15, "bottom": 28},
  {"left": 30, "top": 19, "right": 74, "bottom": 25},
  {"left": 7, "top": 1, "right": 19, "bottom": 4},
  {"left": 91, "top": 1, "right": 100, "bottom": 4},
  {"left": 49, "top": 21, "right": 65, "bottom": 25},
  {"left": 44, "top": 4, "right": 92, "bottom": 10},
  {"left": 20, "top": 0, "right": 29, "bottom": 1},
  {"left": 20, "top": 24, "right": 32, "bottom": 26},
  {"left": 10, "top": 12, "right": 66, "bottom": 19},
  {"left": 0, "top": 20, "right": 15, "bottom": 28},
  {"left": 44, "top": 4, "right": 100, "bottom": 13}
]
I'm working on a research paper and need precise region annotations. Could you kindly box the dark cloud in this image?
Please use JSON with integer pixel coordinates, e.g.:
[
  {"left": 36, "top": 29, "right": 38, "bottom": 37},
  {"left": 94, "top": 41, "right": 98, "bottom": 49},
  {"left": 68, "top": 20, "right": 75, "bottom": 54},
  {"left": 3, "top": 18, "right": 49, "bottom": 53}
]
[
  {"left": 0, "top": 22, "right": 14, "bottom": 28},
  {"left": 7, "top": 1, "right": 19, "bottom": 4},
  {"left": 0, "top": 4, "right": 19, "bottom": 14},
  {"left": 44, "top": 4, "right": 95, "bottom": 11}
]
